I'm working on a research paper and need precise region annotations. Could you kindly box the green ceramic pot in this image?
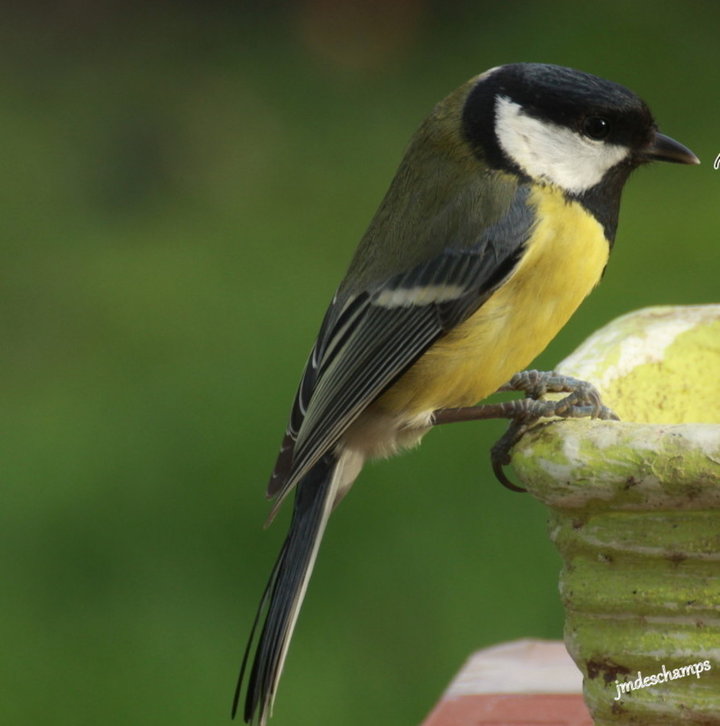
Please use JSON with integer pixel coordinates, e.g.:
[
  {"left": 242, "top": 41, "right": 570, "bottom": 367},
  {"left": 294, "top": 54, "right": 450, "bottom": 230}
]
[{"left": 512, "top": 306, "right": 720, "bottom": 725}]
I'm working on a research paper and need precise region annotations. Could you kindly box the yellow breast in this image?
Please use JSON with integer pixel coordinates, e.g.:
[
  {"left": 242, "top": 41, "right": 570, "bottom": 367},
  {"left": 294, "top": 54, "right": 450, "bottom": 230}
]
[{"left": 377, "top": 185, "right": 610, "bottom": 415}]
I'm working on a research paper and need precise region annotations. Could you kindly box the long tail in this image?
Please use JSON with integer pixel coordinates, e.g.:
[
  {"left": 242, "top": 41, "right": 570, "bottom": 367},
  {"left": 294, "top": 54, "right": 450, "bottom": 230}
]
[{"left": 233, "top": 453, "right": 341, "bottom": 724}]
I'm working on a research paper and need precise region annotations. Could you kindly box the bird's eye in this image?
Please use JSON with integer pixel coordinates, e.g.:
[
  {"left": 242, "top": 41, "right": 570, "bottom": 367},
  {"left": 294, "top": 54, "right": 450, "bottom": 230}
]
[{"left": 582, "top": 116, "right": 611, "bottom": 141}]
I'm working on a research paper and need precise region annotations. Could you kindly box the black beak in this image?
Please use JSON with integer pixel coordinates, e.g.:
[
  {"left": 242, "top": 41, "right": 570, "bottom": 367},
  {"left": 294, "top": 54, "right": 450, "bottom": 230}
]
[{"left": 643, "top": 131, "right": 700, "bottom": 165}]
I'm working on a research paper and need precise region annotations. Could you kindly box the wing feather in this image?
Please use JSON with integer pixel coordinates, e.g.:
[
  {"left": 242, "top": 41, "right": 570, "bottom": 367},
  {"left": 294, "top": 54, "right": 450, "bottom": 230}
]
[{"left": 267, "top": 185, "right": 534, "bottom": 508}]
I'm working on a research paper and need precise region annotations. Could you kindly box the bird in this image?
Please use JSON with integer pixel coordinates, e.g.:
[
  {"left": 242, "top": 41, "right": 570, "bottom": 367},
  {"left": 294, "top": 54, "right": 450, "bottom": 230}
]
[{"left": 233, "top": 62, "right": 699, "bottom": 724}]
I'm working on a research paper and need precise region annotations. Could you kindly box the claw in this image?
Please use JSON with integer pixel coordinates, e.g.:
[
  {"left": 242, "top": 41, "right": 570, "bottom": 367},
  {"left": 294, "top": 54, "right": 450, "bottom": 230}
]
[
  {"left": 599, "top": 405, "right": 620, "bottom": 421},
  {"left": 490, "top": 419, "right": 530, "bottom": 492}
]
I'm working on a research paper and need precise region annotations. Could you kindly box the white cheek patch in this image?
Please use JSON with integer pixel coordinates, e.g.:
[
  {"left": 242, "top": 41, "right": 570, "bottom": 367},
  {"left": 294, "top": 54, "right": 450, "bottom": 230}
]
[{"left": 494, "top": 96, "right": 629, "bottom": 194}]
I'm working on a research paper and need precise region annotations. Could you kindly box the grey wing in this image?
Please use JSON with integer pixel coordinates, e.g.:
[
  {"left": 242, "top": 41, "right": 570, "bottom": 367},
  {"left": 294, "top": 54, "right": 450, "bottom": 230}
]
[{"left": 267, "top": 186, "right": 534, "bottom": 510}]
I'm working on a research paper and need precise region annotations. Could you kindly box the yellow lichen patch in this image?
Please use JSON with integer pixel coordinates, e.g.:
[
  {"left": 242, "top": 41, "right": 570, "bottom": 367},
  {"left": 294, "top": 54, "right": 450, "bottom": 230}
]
[{"left": 557, "top": 305, "right": 720, "bottom": 424}]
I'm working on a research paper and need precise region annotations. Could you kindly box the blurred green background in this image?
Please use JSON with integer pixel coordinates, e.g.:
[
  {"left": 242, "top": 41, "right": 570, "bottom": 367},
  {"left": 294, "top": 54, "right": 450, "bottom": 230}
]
[{"left": 2, "top": 1, "right": 717, "bottom": 724}]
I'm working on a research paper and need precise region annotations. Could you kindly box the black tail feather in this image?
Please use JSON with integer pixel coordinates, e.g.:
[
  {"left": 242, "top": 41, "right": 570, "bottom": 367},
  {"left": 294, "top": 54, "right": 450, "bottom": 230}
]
[{"left": 233, "top": 454, "right": 338, "bottom": 723}]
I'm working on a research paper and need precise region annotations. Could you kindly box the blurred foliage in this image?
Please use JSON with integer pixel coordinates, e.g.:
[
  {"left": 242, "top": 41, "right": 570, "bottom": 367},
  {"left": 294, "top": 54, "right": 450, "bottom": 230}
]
[{"left": 1, "top": 1, "right": 717, "bottom": 725}]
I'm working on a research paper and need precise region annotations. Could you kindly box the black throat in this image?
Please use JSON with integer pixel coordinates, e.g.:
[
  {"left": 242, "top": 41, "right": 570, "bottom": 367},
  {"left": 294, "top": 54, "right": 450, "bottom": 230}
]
[{"left": 570, "top": 161, "right": 633, "bottom": 246}]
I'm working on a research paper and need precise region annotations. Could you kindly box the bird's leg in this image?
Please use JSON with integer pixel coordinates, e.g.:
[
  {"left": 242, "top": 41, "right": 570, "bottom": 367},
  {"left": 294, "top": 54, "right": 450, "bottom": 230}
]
[
  {"left": 432, "top": 369, "right": 619, "bottom": 426},
  {"left": 432, "top": 370, "right": 619, "bottom": 491}
]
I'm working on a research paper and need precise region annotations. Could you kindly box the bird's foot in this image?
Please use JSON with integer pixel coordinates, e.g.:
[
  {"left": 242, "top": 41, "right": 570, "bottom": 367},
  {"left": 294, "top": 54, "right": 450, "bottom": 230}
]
[
  {"left": 498, "top": 370, "right": 618, "bottom": 419},
  {"left": 432, "top": 370, "right": 619, "bottom": 491}
]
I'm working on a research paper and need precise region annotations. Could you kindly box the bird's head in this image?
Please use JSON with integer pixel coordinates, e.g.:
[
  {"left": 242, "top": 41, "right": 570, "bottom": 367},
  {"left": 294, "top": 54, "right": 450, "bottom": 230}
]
[{"left": 461, "top": 63, "right": 699, "bottom": 196}]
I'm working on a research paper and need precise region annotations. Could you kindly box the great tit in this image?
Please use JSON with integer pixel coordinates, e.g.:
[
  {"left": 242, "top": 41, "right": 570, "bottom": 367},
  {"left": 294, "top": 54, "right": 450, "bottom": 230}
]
[{"left": 234, "top": 63, "right": 698, "bottom": 723}]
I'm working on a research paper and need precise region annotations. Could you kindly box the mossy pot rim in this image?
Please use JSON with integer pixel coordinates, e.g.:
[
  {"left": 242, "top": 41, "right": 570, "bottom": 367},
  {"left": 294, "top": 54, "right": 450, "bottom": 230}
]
[{"left": 511, "top": 419, "right": 720, "bottom": 512}]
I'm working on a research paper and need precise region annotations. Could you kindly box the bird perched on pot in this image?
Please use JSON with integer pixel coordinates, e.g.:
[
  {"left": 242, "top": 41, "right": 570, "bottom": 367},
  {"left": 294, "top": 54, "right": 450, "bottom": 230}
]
[{"left": 234, "top": 62, "right": 699, "bottom": 724}]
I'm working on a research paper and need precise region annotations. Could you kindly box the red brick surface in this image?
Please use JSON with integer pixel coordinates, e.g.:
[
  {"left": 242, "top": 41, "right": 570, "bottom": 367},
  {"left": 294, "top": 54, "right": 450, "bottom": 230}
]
[
  {"left": 422, "top": 693, "right": 593, "bottom": 726},
  {"left": 420, "top": 640, "right": 593, "bottom": 726}
]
